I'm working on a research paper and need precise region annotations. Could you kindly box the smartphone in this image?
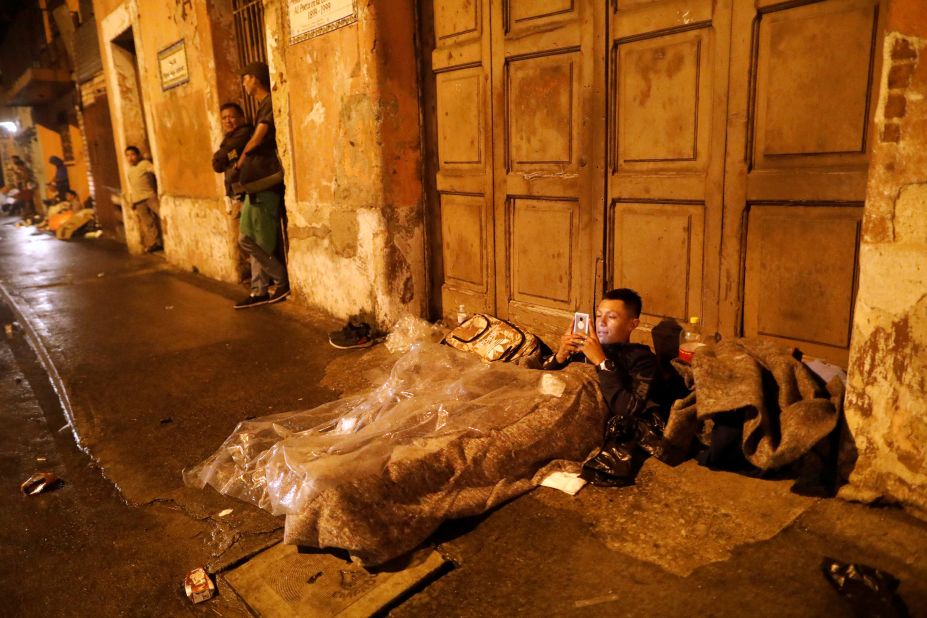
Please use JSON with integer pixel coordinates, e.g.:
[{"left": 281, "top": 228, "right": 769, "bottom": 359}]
[{"left": 572, "top": 312, "right": 590, "bottom": 335}]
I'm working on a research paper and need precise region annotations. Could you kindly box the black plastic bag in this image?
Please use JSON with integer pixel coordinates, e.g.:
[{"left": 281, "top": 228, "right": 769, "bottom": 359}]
[
  {"left": 580, "top": 409, "right": 667, "bottom": 486},
  {"left": 821, "top": 558, "right": 908, "bottom": 618}
]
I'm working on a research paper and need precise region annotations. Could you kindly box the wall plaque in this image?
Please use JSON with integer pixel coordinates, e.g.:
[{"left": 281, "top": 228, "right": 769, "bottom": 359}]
[
  {"left": 288, "top": 0, "right": 357, "bottom": 45},
  {"left": 158, "top": 40, "right": 189, "bottom": 91}
]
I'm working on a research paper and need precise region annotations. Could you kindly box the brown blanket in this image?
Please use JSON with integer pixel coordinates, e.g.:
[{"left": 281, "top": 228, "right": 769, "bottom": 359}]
[
  {"left": 663, "top": 338, "right": 844, "bottom": 470},
  {"left": 185, "top": 343, "right": 606, "bottom": 566}
]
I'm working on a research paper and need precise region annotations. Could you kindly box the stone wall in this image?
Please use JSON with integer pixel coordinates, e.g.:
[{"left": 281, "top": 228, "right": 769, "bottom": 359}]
[
  {"left": 264, "top": 0, "right": 426, "bottom": 326},
  {"left": 94, "top": 0, "right": 239, "bottom": 281},
  {"left": 842, "top": 0, "right": 927, "bottom": 515}
]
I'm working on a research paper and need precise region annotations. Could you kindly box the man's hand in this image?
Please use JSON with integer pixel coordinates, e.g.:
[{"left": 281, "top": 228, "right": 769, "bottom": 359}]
[
  {"left": 234, "top": 151, "right": 247, "bottom": 170},
  {"left": 555, "top": 329, "right": 586, "bottom": 363},
  {"left": 580, "top": 333, "right": 606, "bottom": 366}
]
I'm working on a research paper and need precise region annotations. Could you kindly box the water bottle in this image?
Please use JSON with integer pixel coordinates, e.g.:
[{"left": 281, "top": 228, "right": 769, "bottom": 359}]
[
  {"left": 678, "top": 316, "right": 703, "bottom": 363},
  {"left": 456, "top": 304, "right": 468, "bottom": 325}
]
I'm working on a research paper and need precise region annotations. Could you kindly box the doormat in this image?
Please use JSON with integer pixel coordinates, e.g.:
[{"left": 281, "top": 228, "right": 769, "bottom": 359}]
[{"left": 223, "top": 543, "right": 450, "bottom": 616}]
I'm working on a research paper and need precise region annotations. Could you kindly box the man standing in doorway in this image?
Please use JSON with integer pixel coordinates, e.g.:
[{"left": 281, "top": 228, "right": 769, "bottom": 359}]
[
  {"left": 124, "top": 146, "right": 162, "bottom": 253},
  {"left": 233, "top": 61, "right": 289, "bottom": 309}
]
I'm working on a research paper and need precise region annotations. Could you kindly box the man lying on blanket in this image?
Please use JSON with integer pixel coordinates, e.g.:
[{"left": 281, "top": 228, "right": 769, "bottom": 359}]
[{"left": 542, "top": 288, "right": 666, "bottom": 485}]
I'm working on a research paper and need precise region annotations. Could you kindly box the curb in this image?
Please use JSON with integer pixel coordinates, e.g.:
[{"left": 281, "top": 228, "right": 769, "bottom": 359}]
[{"left": 0, "top": 280, "right": 84, "bottom": 451}]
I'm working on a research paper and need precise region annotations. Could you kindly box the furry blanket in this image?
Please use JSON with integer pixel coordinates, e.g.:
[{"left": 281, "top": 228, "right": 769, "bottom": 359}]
[
  {"left": 185, "top": 343, "right": 606, "bottom": 565},
  {"left": 663, "top": 338, "right": 844, "bottom": 470}
]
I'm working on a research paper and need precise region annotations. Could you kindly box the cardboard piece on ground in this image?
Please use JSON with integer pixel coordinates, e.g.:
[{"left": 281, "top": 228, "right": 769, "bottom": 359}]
[{"left": 225, "top": 543, "right": 448, "bottom": 617}]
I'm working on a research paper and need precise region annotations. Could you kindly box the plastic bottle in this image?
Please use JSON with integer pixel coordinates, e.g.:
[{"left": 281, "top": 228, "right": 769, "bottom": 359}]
[
  {"left": 456, "top": 304, "right": 468, "bottom": 325},
  {"left": 678, "top": 316, "right": 703, "bottom": 363}
]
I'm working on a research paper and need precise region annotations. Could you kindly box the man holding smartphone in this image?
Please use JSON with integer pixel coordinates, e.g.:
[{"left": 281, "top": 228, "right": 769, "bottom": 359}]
[{"left": 542, "top": 288, "right": 661, "bottom": 485}]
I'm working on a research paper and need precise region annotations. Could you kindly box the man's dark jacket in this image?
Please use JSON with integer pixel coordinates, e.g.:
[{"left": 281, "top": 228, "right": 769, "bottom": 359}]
[{"left": 212, "top": 124, "right": 252, "bottom": 196}]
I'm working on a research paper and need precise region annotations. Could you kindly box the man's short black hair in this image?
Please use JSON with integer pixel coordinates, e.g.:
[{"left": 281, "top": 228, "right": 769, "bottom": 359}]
[
  {"left": 239, "top": 61, "right": 270, "bottom": 89},
  {"left": 603, "top": 288, "right": 643, "bottom": 318},
  {"left": 125, "top": 145, "right": 141, "bottom": 156},
  {"left": 220, "top": 102, "right": 245, "bottom": 116}
]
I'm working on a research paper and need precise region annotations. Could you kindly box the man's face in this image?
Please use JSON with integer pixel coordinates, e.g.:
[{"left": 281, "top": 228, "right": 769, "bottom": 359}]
[
  {"left": 241, "top": 74, "right": 256, "bottom": 97},
  {"left": 125, "top": 150, "right": 140, "bottom": 166},
  {"left": 595, "top": 299, "right": 639, "bottom": 345},
  {"left": 221, "top": 108, "right": 244, "bottom": 134}
]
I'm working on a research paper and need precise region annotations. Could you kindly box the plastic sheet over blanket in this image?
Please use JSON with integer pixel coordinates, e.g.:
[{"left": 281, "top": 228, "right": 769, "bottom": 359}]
[{"left": 184, "top": 336, "right": 606, "bottom": 564}]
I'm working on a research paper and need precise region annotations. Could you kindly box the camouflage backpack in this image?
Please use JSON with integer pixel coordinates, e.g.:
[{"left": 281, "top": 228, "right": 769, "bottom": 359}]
[{"left": 443, "top": 314, "right": 544, "bottom": 367}]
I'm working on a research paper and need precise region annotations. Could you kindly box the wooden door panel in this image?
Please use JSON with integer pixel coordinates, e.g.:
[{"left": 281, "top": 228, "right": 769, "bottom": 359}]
[
  {"left": 508, "top": 0, "right": 575, "bottom": 25},
  {"left": 611, "top": 201, "right": 705, "bottom": 321},
  {"left": 743, "top": 204, "right": 862, "bottom": 359},
  {"left": 434, "top": 0, "right": 480, "bottom": 41},
  {"left": 433, "top": 0, "right": 495, "bottom": 318},
  {"left": 616, "top": 29, "right": 710, "bottom": 170},
  {"left": 510, "top": 198, "right": 578, "bottom": 308},
  {"left": 608, "top": 0, "right": 728, "bottom": 336},
  {"left": 493, "top": 0, "right": 604, "bottom": 340},
  {"left": 507, "top": 52, "right": 580, "bottom": 169},
  {"left": 440, "top": 193, "right": 489, "bottom": 292},
  {"left": 436, "top": 69, "right": 484, "bottom": 167},
  {"left": 752, "top": 0, "right": 879, "bottom": 168},
  {"left": 725, "top": 0, "right": 884, "bottom": 364}
]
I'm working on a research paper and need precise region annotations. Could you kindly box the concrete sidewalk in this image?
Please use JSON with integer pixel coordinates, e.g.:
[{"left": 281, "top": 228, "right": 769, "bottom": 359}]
[{"left": 2, "top": 217, "right": 927, "bottom": 617}]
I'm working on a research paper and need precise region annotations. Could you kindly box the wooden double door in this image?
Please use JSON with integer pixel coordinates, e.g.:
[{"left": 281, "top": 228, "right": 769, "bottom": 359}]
[{"left": 427, "top": 0, "right": 883, "bottom": 365}]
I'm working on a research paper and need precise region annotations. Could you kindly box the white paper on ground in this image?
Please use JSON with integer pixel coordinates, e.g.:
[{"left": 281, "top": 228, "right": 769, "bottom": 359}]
[{"left": 540, "top": 471, "right": 587, "bottom": 495}]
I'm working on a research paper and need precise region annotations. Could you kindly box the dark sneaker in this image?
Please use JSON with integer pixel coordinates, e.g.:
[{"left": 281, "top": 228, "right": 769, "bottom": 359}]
[
  {"left": 144, "top": 242, "right": 163, "bottom": 254},
  {"left": 268, "top": 284, "right": 290, "bottom": 304},
  {"left": 328, "top": 319, "right": 378, "bottom": 349},
  {"left": 234, "top": 293, "right": 270, "bottom": 309}
]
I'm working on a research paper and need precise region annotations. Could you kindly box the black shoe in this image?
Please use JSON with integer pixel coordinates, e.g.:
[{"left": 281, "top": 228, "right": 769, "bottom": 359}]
[
  {"left": 268, "top": 284, "right": 290, "bottom": 304},
  {"left": 144, "top": 242, "right": 163, "bottom": 254},
  {"left": 328, "top": 319, "right": 379, "bottom": 349},
  {"left": 234, "top": 293, "right": 271, "bottom": 309}
]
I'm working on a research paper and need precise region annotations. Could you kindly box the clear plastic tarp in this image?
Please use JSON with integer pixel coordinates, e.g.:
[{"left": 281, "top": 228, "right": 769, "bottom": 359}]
[{"left": 184, "top": 317, "right": 606, "bottom": 565}]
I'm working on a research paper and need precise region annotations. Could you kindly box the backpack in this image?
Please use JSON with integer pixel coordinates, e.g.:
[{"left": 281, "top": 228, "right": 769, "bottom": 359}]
[{"left": 443, "top": 314, "right": 544, "bottom": 367}]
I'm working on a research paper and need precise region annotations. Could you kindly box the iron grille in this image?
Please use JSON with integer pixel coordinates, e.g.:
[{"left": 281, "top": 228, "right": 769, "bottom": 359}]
[{"left": 232, "top": 0, "right": 268, "bottom": 123}]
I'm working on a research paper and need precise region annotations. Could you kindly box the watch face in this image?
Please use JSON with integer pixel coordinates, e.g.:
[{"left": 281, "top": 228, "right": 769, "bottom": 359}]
[{"left": 601, "top": 359, "right": 615, "bottom": 371}]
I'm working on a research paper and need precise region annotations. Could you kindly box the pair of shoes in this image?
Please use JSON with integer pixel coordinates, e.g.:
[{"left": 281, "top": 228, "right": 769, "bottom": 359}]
[
  {"left": 144, "top": 242, "right": 163, "bottom": 254},
  {"left": 234, "top": 293, "right": 271, "bottom": 309},
  {"left": 268, "top": 283, "right": 290, "bottom": 304},
  {"left": 328, "top": 318, "right": 380, "bottom": 349}
]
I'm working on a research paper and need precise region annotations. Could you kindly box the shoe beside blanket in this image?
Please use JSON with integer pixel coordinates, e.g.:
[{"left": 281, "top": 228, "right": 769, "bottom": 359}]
[
  {"left": 663, "top": 337, "right": 844, "bottom": 471},
  {"left": 184, "top": 343, "right": 607, "bottom": 566}
]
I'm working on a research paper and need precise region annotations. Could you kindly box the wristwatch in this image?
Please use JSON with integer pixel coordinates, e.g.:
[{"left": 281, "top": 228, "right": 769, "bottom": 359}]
[{"left": 597, "top": 359, "right": 615, "bottom": 372}]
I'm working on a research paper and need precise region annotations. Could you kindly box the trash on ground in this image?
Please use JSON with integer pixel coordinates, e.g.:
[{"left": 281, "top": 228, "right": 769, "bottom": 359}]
[
  {"left": 35, "top": 456, "right": 47, "bottom": 462},
  {"left": 3, "top": 323, "right": 11, "bottom": 337},
  {"left": 384, "top": 314, "right": 445, "bottom": 353},
  {"left": 183, "top": 567, "right": 216, "bottom": 604},
  {"left": 20, "top": 472, "right": 61, "bottom": 495},
  {"left": 159, "top": 417, "right": 173, "bottom": 424},
  {"left": 84, "top": 230, "right": 103, "bottom": 238},
  {"left": 539, "top": 471, "right": 587, "bottom": 495},
  {"left": 165, "top": 305, "right": 174, "bottom": 310},
  {"left": 96, "top": 272, "right": 104, "bottom": 278},
  {"left": 217, "top": 509, "right": 233, "bottom": 517},
  {"left": 821, "top": 557, "right": 907, "bottom": 617}
]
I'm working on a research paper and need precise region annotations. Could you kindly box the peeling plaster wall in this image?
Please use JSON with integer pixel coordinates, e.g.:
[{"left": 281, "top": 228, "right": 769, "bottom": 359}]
[
  {"left": 842, "top": 0, "right": 927, "bottom": 515},
  {"left": 265, "top": 0, "right": 426, "bottom": 326},
  {"left": 93, "top": 0, "right": 239, "bottom": 281}
]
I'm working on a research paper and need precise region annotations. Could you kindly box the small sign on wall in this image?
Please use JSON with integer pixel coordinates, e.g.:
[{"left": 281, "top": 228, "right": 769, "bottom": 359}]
[
  {"left": 288, "top": 0, "right": 357, "bottom": 45},
  {"left": 158, "top": 40, "right": 189, "bottom": 91}
]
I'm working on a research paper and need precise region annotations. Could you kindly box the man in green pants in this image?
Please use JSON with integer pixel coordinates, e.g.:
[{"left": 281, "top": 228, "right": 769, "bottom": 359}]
[{"left": 234, "top": 61, "right": 289, "bottom": 309}]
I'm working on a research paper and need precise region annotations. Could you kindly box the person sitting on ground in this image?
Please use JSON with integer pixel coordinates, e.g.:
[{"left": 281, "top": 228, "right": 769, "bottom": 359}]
[
  {"left": 543, "top": 288, "right": 664, "bottom": 485},
  {"left": 124, "top": 145, "right": 162, "bottom": 253}
]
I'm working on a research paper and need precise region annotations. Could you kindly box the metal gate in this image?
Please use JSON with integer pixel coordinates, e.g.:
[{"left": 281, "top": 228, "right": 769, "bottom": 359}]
[{"left": 232, "top": 0, "right": 267, "bottom": 122}]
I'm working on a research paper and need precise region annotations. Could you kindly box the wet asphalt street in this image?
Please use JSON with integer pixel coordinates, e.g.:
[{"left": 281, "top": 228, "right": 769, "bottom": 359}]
[{"left": 2, "top": 216, "right": 927, "bottom": 617}]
